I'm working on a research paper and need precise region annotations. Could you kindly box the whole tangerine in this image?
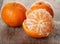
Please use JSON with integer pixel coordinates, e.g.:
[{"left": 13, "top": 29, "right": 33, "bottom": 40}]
[
  {"left": 1, "top": 2, "right": 26, "bottom": 27},
  {"left": 26, "top": 1, "right": 54, "bottom": 18}
]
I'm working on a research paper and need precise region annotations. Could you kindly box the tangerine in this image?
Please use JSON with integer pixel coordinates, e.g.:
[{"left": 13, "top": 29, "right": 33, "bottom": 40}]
[
  {"left": 23, "top": 9, "right": 54, "bottom": 38},
  {"left": 2, "top": 2, "right": 26, "bottom": 27}
]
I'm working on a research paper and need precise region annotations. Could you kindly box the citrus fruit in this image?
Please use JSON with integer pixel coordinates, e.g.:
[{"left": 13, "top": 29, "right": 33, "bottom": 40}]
[
  {"left": 26, "top": 1, "right": 54, "bottom": 18},
  {"left": 23, "top": 9, "right": 54, "bottom": 38},
  {"left": 1, "top": 2, "right": 26, "bottom": 27}
]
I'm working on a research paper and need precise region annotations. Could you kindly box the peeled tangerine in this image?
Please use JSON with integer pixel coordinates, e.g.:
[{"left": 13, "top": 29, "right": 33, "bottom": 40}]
[{"left": 23, "top": 9, "right": 54, "bottom": 38}]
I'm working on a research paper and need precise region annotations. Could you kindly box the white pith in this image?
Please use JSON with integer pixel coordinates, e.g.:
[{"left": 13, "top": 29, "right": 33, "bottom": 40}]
[{"left": 24, "top": 9, "right": 54, "bottom": 35}]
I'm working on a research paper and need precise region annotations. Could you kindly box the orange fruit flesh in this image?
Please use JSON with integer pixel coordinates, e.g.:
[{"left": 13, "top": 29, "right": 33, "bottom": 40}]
[
  {"left": 23, "top": 23, "right": 43, "bottom": 38},
  {"left": 26, "top": 1, "right": 54, "bottom": 18},
  {"left": 23, "top": 9, "right": 54, "bottom": 38}
]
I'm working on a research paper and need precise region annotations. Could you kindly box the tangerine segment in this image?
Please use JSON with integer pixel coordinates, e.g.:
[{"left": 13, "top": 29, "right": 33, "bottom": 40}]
[
  {"left": 23, "top": 9, "right": 54, "bottom": 38},
  {"left": 26, "top": 1, "right": 54, "bottom": 18}
]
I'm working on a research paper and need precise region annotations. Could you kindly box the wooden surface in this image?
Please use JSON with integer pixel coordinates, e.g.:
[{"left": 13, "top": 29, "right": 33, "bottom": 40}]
[
  {"left": 0, "top": 19, "right": 60, "bottom": 44},
  {"left": 0, "top": 20, "right": 60, "bottom": 44},
  {"left": 0, "top": 0, "right": 60, "bottom": 44}
]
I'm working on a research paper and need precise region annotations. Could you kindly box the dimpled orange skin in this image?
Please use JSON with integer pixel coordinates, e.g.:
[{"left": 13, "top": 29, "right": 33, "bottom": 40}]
[
  {"left": 2, "top": 2, "right": 26, "bottom": 27},
  {"left": 26, "top": 1, "right": 54, "bottom": 18}
]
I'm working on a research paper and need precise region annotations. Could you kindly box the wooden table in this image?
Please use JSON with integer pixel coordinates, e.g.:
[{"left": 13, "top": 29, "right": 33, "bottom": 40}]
[
  {"left": 0, "top": 20, "right": 60, "bottom": 44},
  {"left": 0, "top": 0, "right": 60, "bottom": 44}
]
